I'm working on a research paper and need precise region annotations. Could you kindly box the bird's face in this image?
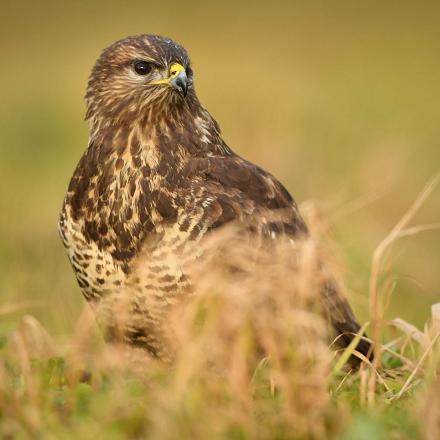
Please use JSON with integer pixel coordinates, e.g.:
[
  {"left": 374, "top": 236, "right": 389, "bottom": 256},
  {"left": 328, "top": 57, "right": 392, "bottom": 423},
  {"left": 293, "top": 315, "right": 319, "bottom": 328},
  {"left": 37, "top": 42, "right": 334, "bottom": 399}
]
[{"left": 86, "top": 35, "right": 194, "bottom": 124}]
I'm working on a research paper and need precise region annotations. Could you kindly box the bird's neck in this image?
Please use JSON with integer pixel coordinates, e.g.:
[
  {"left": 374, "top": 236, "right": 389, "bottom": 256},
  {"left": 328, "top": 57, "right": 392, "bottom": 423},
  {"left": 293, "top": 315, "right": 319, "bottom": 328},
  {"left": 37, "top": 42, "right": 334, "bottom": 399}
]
[{"left": 88, "top": 95, "right": 231, "bottom": 160}]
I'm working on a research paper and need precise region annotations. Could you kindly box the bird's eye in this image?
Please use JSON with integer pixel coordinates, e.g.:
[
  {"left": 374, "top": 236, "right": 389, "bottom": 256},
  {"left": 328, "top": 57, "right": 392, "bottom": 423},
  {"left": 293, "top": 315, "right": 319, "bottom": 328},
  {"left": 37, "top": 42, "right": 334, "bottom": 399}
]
[
  {"left": 186, "top": 66, "right": 193, "bottom": 77},
  {"left": 134, "top": 61, "right": 153, "bottom": 75}
]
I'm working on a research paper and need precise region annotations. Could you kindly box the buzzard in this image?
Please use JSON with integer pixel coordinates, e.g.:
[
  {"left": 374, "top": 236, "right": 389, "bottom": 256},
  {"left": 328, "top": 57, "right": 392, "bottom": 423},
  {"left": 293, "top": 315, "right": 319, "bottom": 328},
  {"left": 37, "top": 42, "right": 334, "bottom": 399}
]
[{"left": 59, "top": 35, "right": 371, "bottom": 361}]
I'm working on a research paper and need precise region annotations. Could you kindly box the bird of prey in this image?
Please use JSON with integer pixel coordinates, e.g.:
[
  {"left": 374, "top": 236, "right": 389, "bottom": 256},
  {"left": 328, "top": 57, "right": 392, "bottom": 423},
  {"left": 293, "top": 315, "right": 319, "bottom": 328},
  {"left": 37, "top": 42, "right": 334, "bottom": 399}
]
[{"left": 59, "top": 34, "right": 371, "bottom": 361}]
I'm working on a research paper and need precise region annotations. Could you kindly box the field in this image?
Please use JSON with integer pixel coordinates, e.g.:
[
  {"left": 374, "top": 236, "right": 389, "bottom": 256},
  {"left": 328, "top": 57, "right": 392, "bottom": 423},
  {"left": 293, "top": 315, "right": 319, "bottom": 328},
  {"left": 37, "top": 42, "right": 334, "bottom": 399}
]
[{"left": 1, "top": 1, "right": 439, "bottom": 438}]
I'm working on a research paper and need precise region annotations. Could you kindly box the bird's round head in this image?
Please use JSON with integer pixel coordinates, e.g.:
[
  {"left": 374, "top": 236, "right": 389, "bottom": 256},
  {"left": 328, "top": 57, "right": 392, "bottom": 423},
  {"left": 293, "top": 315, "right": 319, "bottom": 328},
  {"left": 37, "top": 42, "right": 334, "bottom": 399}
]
[{"left": 85, "top": 35, "right": 195, "bottom": 126}]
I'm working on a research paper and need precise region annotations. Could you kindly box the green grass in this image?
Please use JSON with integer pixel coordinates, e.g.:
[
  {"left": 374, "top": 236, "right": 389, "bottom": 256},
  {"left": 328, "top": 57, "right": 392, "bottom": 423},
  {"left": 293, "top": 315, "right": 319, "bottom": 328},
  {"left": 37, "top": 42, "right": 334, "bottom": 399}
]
[{"left": 0, "top": 311, "right": 437, "bottom": 439}]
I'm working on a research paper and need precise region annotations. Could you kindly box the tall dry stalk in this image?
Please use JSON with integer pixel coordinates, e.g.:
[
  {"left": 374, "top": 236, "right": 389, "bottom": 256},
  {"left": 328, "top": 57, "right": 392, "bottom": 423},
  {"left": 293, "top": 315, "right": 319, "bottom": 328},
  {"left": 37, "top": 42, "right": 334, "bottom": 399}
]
[{"left": 367, "top": 174, "right": 440, "bottom": 405}]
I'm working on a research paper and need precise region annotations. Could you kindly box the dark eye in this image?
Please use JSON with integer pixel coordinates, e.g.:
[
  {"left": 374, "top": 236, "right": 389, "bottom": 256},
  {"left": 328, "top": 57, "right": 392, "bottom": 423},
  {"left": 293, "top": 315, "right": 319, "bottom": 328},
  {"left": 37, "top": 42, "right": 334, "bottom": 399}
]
[
  {"left": 186, "top": 66, "right": 193, "bottom": 77},
  {"left": 134, "top": 61, "right": 153, "bottom": 75}
]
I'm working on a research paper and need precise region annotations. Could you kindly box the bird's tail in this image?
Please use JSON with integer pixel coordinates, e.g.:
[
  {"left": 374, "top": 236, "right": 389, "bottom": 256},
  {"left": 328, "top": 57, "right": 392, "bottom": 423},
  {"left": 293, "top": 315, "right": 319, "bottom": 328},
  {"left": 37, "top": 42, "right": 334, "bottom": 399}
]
[{"left": 321, "top": 275, "right": 373, "bottom": 366}]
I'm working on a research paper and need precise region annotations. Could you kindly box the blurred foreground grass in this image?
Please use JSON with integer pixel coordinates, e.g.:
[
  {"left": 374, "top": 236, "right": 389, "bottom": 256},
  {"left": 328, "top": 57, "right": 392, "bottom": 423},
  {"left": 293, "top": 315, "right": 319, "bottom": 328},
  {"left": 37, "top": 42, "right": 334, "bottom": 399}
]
[
  {"left": 0, "top": 0, "right": 439, "bottom": 438},
  {"left": 1, "top": 228, "right": 439, "bottom": 439}
]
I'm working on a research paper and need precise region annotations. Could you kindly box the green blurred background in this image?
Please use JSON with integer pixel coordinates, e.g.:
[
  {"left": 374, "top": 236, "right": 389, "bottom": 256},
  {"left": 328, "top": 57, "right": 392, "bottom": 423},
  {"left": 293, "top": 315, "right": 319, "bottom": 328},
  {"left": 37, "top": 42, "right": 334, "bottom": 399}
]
[{"left": 0, "top": 0, "right": 439, "bottom": 337}]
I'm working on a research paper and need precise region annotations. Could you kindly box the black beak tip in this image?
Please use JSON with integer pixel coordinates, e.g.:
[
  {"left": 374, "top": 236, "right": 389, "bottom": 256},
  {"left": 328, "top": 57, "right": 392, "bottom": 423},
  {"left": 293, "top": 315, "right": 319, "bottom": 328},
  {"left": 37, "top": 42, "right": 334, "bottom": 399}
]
[{"left": 175, "top": 77, "right": 188, "bottom": 97}]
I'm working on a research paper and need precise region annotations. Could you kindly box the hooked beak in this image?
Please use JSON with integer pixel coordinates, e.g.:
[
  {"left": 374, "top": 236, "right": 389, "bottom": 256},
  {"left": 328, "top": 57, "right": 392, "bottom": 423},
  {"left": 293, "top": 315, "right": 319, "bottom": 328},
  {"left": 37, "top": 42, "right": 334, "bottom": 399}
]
[
  {"left": 170, "top": 69, "right": 188, "bottom": 97},
  {"left": 147, "top": 62, "right": 189, "bottom": 97}
]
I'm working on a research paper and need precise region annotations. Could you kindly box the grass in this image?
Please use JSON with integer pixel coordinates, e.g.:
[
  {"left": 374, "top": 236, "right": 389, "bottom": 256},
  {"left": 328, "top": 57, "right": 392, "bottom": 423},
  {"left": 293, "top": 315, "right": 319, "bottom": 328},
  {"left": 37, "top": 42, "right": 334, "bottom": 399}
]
[{"left": 1, "top": 182, "right": 439, "bottom": 439}]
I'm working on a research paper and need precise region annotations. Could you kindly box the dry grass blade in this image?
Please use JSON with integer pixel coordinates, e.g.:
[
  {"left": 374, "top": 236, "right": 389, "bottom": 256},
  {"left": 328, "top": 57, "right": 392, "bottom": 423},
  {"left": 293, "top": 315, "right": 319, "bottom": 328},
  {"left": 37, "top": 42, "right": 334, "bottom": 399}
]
[
  {"left": 335, "top": 370, "right": 352, "bottom": 392},
  {"left": 391, "top": 332, "right": 440, "bottom": 401},
  {"left": 396, "top": 223, "right": 440, "bottom": 239},
  {"left": 8, "top": 315, "right": 57, "bottom": 360},
  {"left": 381, "top": 338, "right": 417, "bottom": 370},
  {"left": 332, "top": 322, "right": 370, "bottom": 375},
  {"left": 368, "top": 174, "right": 440, "bottom": 403},
  {"left": 329, "top": 186, "right": 392, "bottom": 224},
  {"left": 431, "top": 303, "right": 440, "bottom": 335},
  {"left": 390, "top": 318, "right": 430, "bottom": 349}
]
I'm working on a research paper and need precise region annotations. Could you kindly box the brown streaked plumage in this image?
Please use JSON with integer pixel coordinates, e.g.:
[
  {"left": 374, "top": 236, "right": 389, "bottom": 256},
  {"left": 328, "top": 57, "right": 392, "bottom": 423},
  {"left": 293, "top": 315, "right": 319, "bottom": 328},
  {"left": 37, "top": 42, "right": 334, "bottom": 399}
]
[{"left": 59, "top": 34, "right": 371, "bottom": 361}]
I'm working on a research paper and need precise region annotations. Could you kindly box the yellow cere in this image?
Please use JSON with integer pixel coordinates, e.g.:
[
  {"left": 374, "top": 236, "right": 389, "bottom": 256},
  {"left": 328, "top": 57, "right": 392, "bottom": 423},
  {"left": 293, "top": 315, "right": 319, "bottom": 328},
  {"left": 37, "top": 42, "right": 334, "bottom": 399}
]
[{"left": 148, "top": 63, "right": 185, "bottom": 85}]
